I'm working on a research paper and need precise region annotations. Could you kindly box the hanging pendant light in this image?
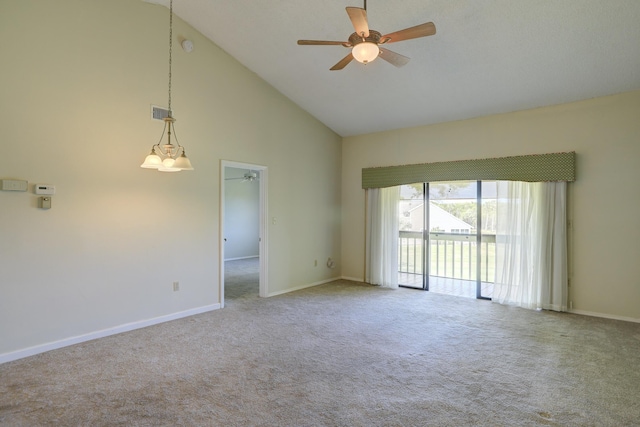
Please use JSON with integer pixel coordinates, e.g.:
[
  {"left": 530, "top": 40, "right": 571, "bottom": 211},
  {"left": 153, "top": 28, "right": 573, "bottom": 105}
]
[{"left": 141, "top": 0, "right": 194, "bottom": 172}]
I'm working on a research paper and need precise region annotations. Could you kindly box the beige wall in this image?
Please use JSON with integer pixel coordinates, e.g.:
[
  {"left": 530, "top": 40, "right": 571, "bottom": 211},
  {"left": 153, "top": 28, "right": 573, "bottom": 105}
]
[
  {"left": 342, "top": 91, "right": 640, "bottom": 321},
  {"left": 0, "top": 0, "right": 341, "bottom": 359}
]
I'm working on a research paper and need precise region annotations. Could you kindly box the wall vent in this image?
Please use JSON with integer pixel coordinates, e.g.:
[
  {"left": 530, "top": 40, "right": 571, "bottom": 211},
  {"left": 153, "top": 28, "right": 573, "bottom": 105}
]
[{"left": 151, "top": 105, "right": 169, "bottom": 121}]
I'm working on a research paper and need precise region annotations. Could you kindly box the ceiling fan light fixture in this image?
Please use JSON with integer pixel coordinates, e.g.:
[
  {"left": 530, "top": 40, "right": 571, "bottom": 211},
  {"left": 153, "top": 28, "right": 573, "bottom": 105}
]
[
  {"left": 244, "top": 172, "right": 258, "bottom": 181},
  {"left": 297, "top": 4, "right": 436, "bottom": 71},
  {"left": 352, "top": 41, "right": 379, "bottom": 64}
]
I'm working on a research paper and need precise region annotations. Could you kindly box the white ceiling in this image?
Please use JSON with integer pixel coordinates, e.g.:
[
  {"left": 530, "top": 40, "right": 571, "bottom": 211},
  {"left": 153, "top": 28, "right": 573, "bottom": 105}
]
[{"left": 146, "top": 0, "right": 640, "bottom": 137}]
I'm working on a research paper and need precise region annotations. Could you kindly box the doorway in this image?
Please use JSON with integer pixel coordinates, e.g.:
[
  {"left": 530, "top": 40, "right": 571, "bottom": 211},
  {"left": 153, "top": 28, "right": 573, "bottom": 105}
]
[
  {"left": 220, "top": 160, "right": 268, "bottom": 307},
  {"left": 398, "top": 180, "right": 495, "bottom": 299}
]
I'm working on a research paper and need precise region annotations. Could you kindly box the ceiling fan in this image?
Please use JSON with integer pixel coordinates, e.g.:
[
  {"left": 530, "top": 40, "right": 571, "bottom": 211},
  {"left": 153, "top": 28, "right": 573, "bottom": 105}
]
[
  {"left": 225, "top": 171, "right": 259, "bottom": 182},
  {"left": 297, "top": 0, "right": 436, "bottom": 70}
]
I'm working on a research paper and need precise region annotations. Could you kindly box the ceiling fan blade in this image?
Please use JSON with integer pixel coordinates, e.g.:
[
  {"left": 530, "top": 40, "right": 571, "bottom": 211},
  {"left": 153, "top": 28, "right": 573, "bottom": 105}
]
[
  {"left": 330, "top": 53, "right": 354, "bottom": 71},
  {"left": 298, "top": 40, "right": 348, "bottom": 46},
  {"left": 346, "top": 7, "right": 369, "bottom": 37},
  {"left": 378, "top": 48, "right": 410, "bottom": 67},
  {"left": 380, "top": 22, "right": 436, "bottom": 44}
]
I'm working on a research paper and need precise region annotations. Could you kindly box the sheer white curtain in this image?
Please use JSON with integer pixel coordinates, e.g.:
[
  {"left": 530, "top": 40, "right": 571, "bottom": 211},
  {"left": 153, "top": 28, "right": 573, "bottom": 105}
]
[
  {"left": 493, "top": 181, "right": 568, "bottom": 311},
  {"left": 365, "top": 187, "right": 400, "bottom": 288}
]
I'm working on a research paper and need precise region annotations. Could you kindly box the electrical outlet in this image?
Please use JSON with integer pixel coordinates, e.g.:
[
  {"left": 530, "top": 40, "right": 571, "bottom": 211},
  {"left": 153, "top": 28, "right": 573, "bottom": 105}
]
[{"left": 173, "top": 281, "right": 180, "bottom": 292}]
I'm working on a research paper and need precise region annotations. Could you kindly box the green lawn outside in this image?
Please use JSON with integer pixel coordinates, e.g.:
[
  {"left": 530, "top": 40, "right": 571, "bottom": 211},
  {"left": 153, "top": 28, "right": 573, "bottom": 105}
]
[{"left": 399, "top": 239, "right": 496, "bottom": 282}]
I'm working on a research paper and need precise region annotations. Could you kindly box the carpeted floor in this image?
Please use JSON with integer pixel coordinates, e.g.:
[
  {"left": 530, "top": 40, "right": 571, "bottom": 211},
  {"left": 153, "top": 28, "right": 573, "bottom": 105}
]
[
  {"left": 1, "top": 279, "right": 639, "bottom": 426},
  {"left": 224, "top": 257, "right": 259, "bottom": 300}
]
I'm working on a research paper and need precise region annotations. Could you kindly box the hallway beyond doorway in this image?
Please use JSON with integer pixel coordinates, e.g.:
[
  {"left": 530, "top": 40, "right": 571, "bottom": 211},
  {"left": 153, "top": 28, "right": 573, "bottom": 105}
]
[{"left": 225, "top": 257, "right": 259, "bottom": 299}]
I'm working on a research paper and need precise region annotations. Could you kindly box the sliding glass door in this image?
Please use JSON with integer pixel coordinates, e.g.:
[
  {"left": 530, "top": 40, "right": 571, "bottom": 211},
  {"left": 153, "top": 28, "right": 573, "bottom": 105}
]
[
  {"left": 398, "top": 183, "right": 426, "bottom": 289},
  {"left": 398, "top": 181, "right": 496, "bottom": 299},
  {"left": 479, "top": 181, "right": 496, "bottom": 299},
  {"left": 428, "top": 181, "right": 479, "bottom": 297}
]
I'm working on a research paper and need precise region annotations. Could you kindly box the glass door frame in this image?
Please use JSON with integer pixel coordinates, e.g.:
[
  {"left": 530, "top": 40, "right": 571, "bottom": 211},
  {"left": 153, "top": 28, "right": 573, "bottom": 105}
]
[
  {"left": 423, "top": 182, "right": 429, "bottom": 291},
  {"left": 400, "top": 180, "right": 491, "bottom": 301}
]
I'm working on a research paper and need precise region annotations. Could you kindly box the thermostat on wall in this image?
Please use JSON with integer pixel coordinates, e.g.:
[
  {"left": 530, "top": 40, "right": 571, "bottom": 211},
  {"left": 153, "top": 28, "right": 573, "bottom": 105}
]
[{"left": 35, "top": 184, "right": 56, "bottom": 195}]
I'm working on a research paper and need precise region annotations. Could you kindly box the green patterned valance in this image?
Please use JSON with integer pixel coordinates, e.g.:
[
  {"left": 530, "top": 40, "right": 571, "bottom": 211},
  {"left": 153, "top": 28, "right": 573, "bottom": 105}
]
[{"left": 362, "top": 152, "right": 575, "bottom": 189}]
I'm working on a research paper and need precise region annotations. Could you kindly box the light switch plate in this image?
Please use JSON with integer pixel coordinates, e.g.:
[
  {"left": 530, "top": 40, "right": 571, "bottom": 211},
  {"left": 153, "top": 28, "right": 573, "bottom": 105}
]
[{"left": 1, "top": 179, "right": 28, "bottom": 192}]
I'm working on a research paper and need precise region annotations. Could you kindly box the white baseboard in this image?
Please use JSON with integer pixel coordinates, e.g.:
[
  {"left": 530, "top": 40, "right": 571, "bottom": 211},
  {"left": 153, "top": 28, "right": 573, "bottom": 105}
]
[
  {"left": 341, "top": 276, "right": 365, "bottom": 283},
  {"left": 224, "top": 255, "right": 259, "bottom": 261},
  {"left": 267, "top": 276, "right": 342, "bottom": 297},
  {"left": 569, "top": 309, "right": 640, "bottom": 324},
  {"left": 0, "top": 304, "right": 220, "bottom": 365}
]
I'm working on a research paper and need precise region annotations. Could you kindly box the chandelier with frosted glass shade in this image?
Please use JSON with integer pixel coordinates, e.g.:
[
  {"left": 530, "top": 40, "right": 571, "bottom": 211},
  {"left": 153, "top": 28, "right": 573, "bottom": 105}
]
[{"left": 141, "top": 0, "right": 194, "bottom": 173}]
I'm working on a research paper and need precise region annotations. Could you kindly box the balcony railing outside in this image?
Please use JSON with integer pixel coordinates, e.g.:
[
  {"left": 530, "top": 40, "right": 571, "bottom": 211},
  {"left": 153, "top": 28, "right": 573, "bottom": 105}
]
[{"left": 399, "top": 231, "right": 496, "bottom": 283}]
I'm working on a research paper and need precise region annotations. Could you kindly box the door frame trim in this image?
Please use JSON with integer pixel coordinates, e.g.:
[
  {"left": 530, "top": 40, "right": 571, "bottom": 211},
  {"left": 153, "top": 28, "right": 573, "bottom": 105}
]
[{"left": 220, "top": 160, "right": 268, "bottom": 308}]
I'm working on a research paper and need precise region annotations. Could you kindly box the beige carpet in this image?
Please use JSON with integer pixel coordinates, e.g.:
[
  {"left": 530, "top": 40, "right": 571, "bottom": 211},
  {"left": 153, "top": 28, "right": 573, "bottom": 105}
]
[
  {"left": 224, "top": 257, "right": 259, "bottom": 300},
  {"left": 1, "top": 280, "right": 639, "bottom": 426}
]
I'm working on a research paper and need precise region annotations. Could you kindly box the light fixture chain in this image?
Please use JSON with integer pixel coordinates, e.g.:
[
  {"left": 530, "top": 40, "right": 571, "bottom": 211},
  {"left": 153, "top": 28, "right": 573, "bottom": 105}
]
[
  {"left": 140, "top": 0, "right": 193, "bottom": 172},
  {"left": 168, "top": 0, "right": 173, "bottom": 114}
]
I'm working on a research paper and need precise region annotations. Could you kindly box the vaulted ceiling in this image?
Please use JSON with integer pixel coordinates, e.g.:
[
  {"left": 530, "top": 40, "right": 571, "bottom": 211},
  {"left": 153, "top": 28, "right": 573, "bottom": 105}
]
[{"left": 145, "top": 1, "right": 640, "bottom": 137}]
